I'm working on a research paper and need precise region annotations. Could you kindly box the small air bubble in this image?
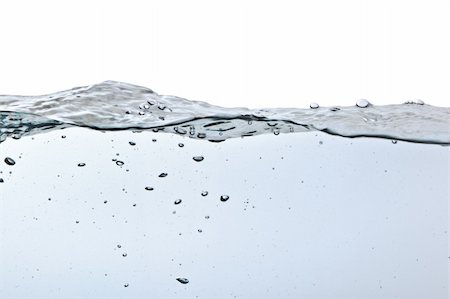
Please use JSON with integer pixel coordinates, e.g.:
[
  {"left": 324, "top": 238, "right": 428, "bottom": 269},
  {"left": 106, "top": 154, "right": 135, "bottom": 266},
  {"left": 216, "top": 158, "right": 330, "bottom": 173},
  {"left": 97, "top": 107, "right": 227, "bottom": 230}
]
[
  {"left": 122, "top": 253, "right": 127, "bottom": 257},
  {"left": 197, "top": 133, "right": 206, "bottom": 139},
  {"left": 124, "top": 283, "right": 129, "bottom": 288},
  {"left": 193, "top": 156, "right": 204, "bottom": 162},
  {"left": 220, "top": 195, "right": 230, "bottom": 202},
  {"left": 178, "top": 143, "right": 184, "bottom": 147},
  {"left": 4, "top": 157, "right": 15, "bottom": 166},
  {"left": 392, "top": 140, "right": 397, "bottom": 144},
  {"left": 159, "top": 173, "right": 168, "bottom": 178},
  {"left": 415, "top": 99, "right": 424, "bottom": 105},
  {"left": 174, "top": 127, "right": 187, "bottom": 135},
  {"left": 176, "top": 278, "right": 189, "bottom": 284},
  {"left": 129, "top": 141, "right": 136, "bottom": 146},
  {"left": 174, "top": 199, "right": 182, "bottom": 205},
  {"left": 309, "top": 102, "right": 319, "bottom": 109},
  {"left": 117, "top": 244, "right": 122, "bottom": 248},
  {"left": 145, "top": 186, "right": 154, "bottom": 191},
  {"left": 330, "top": 107, "right": 340, "bottom": 112},
  {"left": 78, "top": 163, "right": 86, "bottom": 167},
  {"left": 356, "top": 99, "right": 370, "bottom": 108},
  {"left": 198, "top": 229, "right": 203, "bottom": 233},
  {"left": 273, "top": 129, "right": 280, "bottom": 136},
  {"left": 201, "top": 191, "right": 208, "bottom": 196},
  {"left": 116, "top": 161, "right": 124, "bottom": 166}
]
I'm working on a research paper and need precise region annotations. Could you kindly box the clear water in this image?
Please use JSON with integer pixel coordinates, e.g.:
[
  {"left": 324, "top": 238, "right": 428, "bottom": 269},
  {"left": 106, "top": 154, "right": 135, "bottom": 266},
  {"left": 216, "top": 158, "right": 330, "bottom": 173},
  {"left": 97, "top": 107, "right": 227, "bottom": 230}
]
[{"left": 0, "top": 82, "right": 449, "bottom": 299}]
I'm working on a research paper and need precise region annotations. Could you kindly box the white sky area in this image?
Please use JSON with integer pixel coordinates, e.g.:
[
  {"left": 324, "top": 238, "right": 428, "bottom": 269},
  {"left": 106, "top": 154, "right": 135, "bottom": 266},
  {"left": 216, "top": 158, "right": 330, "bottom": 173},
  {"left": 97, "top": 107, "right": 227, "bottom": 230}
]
[{"left": 0, "top": 0, "right": 448, "bottom": 108}]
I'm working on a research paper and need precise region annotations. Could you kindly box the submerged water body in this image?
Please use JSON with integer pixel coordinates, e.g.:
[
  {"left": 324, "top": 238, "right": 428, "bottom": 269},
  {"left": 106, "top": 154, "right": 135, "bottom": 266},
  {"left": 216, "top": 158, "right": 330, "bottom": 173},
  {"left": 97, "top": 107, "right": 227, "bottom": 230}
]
[{"left": 0, "top": 82, "right": 449, "bottom": 299}]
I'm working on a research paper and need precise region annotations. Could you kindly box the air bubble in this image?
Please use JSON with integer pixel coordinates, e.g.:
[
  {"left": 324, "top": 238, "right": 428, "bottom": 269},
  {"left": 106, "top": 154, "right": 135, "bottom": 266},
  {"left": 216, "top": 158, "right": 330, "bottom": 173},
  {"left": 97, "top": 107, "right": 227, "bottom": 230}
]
[
  {"left": 122, "top": 253, "right": 127, "bottom": 257},
  {"left": 392, "top": 140, "right": 397, "bottom": 144},
  {"left": 145, "top": 186, "right": 154, "bottom": 191},
  {"left": 193, "top": 156, "right": 204, "bottom": 162},
  {"left": 176, "top": 278, "right": 189, "bottom": 284},
  {"left": 124, "top": 283, "right": 129, "bottom": 288},
  {"left": 174, "top": 199, "right": 182, "bottom": 205},
  {"left": 220, "top": 195, "right": 230, "bottom": 202},
  {"left": 309, "top": 102, "right": 319, "bottom": 109},
  {"left": 116, "top": 161, "right": 124, "bottom": 166},
  {"left": 201, "top": 191, "right": 208, "bottom": 196},
  {"left": 178, "top": 143, "right": 184, "bottom": 147},
  {"left": 174, "top": 127, "right": 187, "bottom": 135},
  {"left": 356, "top": 99, "right": 370, "bottom": 108},
  {"left": 4, "top": 157, "right": 15, "bottom": 166},
  {"left": 78, "top": 163, "right": 86, "bottom": 167},
  {"left": 159, "top": 173, "right": 168, "bottom": 178}
]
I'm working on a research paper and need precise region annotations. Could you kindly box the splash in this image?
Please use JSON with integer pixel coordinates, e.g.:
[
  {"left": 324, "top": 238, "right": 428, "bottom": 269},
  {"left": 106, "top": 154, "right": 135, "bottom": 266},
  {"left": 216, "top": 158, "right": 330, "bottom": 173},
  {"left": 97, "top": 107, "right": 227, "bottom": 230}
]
[{"left": 0, "top": 81, "right": 449, "bottom": 144}]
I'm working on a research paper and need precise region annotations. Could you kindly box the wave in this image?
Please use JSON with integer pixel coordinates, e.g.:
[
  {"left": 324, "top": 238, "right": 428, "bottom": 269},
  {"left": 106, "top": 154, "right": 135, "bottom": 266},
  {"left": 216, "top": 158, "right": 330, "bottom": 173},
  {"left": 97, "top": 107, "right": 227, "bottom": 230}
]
[{"left": 1, "top": 81, "right": 449, "bottom": 144}]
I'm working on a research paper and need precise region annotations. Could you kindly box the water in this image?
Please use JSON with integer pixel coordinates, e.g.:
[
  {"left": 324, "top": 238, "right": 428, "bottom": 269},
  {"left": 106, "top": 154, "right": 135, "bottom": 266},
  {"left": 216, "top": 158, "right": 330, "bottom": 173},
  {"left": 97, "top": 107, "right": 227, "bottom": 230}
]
[{"left": 0, "top": 82, "right": 449, "bottom": 299}]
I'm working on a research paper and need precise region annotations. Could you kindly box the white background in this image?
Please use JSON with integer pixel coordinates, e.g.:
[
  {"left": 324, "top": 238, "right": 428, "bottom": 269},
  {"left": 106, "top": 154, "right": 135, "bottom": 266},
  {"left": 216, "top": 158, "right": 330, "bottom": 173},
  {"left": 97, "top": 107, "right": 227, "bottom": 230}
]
[{"left": 0, "top": 0, "right": 448, "bottom": 108}]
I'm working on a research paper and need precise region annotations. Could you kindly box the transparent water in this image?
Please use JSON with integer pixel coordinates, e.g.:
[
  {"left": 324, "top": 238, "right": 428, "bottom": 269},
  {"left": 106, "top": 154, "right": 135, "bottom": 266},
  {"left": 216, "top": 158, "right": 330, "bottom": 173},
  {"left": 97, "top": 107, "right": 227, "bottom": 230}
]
[{"left": 0, "top": 82, "right": 449, "bottom": 299}]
